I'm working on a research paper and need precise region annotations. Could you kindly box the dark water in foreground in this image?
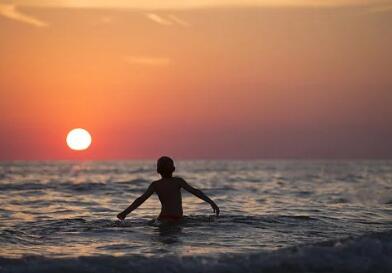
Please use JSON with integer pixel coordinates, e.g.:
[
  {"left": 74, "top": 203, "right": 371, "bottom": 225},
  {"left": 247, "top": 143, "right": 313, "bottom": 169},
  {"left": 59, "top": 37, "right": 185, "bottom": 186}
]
[{"left": 0, "top": 160, "right": 392, "bottom": 273}]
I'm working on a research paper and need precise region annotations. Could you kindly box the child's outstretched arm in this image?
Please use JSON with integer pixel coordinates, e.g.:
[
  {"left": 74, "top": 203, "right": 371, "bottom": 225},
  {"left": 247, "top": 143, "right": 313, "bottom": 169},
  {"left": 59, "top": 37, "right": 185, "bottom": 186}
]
[
  {"left": 179, "top": 179, "right": 220, "bottom": 216},
  {"left": 117, "top": 183, "right": 155, "bottom": 220}
]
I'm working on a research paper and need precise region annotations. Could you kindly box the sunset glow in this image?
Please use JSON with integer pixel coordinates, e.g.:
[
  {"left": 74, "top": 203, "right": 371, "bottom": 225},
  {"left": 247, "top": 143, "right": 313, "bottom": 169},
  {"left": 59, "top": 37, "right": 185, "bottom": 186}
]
[{"left": 0, "top": 1, "right": 391, "bottom": 160}]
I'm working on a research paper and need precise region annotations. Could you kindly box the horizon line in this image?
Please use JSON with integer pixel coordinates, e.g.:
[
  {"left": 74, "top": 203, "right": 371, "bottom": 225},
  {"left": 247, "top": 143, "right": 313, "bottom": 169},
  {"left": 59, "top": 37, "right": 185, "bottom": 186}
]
[{"left": 1, "top": 158, "right": 391, "bottom": 162}]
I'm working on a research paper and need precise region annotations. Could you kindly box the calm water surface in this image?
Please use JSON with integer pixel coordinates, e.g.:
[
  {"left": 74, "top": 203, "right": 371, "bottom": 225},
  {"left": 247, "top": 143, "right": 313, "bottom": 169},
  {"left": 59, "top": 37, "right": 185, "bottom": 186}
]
[{"left": 0, "top": 160, "right": 392, "bottom": 272}]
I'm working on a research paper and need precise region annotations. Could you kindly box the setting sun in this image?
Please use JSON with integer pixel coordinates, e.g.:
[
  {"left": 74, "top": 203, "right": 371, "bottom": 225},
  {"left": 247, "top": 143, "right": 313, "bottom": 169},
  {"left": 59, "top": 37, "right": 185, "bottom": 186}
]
[{"left": 66, "top": 128, "right": 92, "bottom": 151}]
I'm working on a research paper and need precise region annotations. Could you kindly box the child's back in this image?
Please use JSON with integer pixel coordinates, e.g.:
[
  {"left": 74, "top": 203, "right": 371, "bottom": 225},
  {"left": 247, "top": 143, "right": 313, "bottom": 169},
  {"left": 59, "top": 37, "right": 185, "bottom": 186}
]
[{"left": 153, "top": 177, "right": 184, "bottom": 219}]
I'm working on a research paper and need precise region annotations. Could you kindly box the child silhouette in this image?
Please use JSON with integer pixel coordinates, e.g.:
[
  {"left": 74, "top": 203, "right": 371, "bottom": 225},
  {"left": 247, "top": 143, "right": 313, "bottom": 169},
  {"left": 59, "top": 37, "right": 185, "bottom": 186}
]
[{"left": 117, "top": 156, "right": 219, "bottom": 221}]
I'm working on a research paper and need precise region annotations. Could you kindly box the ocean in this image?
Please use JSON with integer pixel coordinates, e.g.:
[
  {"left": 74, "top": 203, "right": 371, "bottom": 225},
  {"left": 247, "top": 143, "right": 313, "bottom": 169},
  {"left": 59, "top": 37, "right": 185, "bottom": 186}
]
[{"left": 0, "top": 160, "right": 391, "bottom": 273}]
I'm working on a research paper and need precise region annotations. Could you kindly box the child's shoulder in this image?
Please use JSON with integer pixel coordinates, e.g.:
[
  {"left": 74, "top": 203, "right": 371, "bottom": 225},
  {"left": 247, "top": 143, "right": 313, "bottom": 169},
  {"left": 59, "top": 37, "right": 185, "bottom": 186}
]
[
  {"left": 173, "top": 176, "right": 185, "bottom": 182},
  {"left": 151, "top": 177, "right": 185, "bottom": 186}
]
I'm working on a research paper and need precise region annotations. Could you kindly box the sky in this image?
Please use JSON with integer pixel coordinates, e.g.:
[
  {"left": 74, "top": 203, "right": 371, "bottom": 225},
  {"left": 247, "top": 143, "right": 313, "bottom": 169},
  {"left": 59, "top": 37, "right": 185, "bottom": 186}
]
[{"left": 0, "top": 0, "right": 392, "bottom": 160}]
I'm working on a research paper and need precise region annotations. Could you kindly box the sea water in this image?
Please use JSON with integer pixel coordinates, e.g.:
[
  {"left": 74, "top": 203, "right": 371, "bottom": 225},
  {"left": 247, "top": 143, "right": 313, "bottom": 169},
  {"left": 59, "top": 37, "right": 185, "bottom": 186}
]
[{"left": 0, "top": 160, "right": 391, "bottom": 272}]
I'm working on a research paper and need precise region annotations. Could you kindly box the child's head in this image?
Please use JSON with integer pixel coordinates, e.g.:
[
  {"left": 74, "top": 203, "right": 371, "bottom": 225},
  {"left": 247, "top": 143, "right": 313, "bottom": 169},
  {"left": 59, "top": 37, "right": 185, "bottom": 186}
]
[{"left": 157, "top": 156, "right": 175, "bottom": 177}]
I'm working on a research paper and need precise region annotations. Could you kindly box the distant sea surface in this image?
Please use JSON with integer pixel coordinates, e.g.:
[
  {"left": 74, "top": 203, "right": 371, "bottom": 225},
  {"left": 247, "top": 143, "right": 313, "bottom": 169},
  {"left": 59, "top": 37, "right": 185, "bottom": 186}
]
[{"left": 0, "top": 160, "right": 392, "bottom": 273}]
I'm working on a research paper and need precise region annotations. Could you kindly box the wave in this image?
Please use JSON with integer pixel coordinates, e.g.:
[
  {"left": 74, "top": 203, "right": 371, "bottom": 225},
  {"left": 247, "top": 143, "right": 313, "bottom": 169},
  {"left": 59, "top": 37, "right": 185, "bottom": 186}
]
[
  {"left": 0, "top": 214, "right": 343, "bottom": 244},
  {"left": 0, "top": 182, "right": 50, "bottom": 191},
  {"left": 0, "top": 181, "right": 148, "bottom": 193},
  {"left": 1, "top": 230, "right": 392, "bottom": 273},
  {"left": 2, "top": 214, "right": 326, "bottom": 232}
]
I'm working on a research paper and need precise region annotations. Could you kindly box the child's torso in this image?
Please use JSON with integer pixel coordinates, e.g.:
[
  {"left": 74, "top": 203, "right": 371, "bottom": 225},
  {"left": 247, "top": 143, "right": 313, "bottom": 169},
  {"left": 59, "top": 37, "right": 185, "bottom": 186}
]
[{"left": 154, "top": 177, "right": 183, "bottom": 217}]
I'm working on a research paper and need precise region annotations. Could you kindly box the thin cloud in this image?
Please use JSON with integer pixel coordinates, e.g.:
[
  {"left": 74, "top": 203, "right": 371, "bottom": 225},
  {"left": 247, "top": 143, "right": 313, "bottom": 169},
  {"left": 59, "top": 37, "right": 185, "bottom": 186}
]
[
  {"left": 0, "top": 3, "right": 47, "bottom": 27},
  {"left": 145, "top": 13, "right": 190, "bottom": 27},
  {"left": 8, "top": 0, "right": 384, "bottom": 10},
  {"left": 125, "top": 56, "right": 172, "bottom": 66},
  {"left": 145, "top": 13, "right": 172, "bottom": 26},
  {"left": 167, "top": 15, "right": 190, "bottom": 27}
]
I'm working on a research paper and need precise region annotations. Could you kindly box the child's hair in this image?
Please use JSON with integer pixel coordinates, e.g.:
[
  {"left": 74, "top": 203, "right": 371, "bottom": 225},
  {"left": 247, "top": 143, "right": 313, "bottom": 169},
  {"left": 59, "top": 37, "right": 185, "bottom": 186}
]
[{"left": 157, "top": 156, "right": 175, "bottom": 176}]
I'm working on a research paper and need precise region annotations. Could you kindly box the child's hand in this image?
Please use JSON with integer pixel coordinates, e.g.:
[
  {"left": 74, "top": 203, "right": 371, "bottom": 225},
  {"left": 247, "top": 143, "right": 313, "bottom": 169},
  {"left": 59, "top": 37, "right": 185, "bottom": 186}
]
[
  {"left": 117, "top": 211, "right": 127, "bottom": 220},
  {"left": 211, "top": 203, "right": 220, "bottom": 216}
]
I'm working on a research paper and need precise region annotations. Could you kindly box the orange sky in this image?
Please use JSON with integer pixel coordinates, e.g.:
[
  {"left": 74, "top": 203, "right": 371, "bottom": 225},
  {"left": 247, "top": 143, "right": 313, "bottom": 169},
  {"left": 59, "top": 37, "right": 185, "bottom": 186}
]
[{"left": 1, "top": 1, "right": 392, "bottom": 159}]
